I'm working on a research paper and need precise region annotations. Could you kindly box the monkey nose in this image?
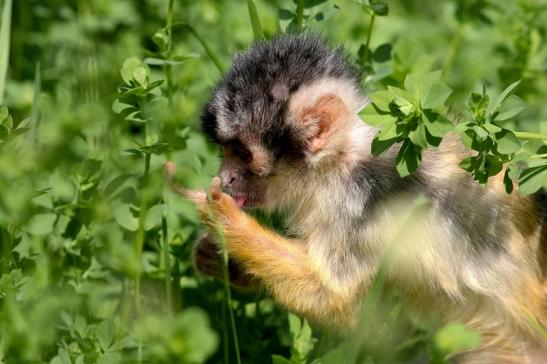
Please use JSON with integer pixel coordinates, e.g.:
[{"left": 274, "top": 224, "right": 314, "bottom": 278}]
[{"left": 220, "top": 171, "right": 238, "bottom": 188}]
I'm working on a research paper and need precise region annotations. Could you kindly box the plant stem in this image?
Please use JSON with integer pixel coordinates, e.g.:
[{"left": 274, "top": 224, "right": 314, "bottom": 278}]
[
  {"left": 442, "top": 22, "right": 464, "bottom": 81},
  {"left": 246, "top": 0, "right": 263, "bottom": 39},
  {"left": 222, "top": 248, "right": 241, "bottom": 364},
  {"left": 183, "top": 24, "right": 225, "bottom": 73},
  {"left": 0, "top": 0, "right": 13, "bottom": 104},
  {"left": 528, "top": 153, "right": 547, "bottom": 160},
  {"left": 362, "top": 13, "right": 376, "bottom": 65},
  {"left": 222, "top": 300, "right": 230, "bottom": 364},
  {"left": 165, "top": 0, "right": 175, "bottom": 107},
  {"left": 134, "top": 152, "right": 151, "bottom": 315},
  {"left": 514, "top": 131, "right": 547, "bottom": 140},
  {"left": 296, "top": 0, "right": 305, "bottom": 32},
  {"left": 158, "top": 1, "right": 176, "bottom": 314},
  {"left": 161, "top": 205, "right": 172, "bottom": 313},
  {"left": 210, "top": 215, "right": 241, "bottom": 364},
  {"left": 31, "top": 62, "right": 41, "bottom": 142}
]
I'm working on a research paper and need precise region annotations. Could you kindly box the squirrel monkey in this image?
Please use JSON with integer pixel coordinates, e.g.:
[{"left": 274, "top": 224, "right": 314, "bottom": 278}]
[{"left": 170, "top": 35, "right": 546, "bottom": 363}]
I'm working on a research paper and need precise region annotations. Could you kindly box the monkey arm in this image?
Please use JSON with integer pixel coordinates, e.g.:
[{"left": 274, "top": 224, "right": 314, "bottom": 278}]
[{"left": 193, "top": 178, "right": 362, "bottom": 328}]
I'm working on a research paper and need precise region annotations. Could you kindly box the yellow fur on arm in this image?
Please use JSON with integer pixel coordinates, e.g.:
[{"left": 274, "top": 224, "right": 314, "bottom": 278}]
[
  {"left": 190, "top": 178, "right": 359, "bottom": 327},
  {"left": 220, "top": 205, "right": 357, "bottom": 327}
]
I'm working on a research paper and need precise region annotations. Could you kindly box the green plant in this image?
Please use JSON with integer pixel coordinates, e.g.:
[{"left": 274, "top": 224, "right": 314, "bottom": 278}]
[{"left": 1, "top": 1, "right": 545, "bottom": 363}]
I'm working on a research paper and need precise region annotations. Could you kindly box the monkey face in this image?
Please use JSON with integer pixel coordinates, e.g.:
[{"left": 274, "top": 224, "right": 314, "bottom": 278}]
[
  {"left": 200, "top": 35, "right": 364, "bottom": 210},
  {"left": 217, "top": 132, "right": 294, "bottom": 209}
]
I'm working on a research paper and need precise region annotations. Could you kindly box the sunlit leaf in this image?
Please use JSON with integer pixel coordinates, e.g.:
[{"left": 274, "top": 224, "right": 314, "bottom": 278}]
[
  {"left": 435, "top": 322, "right": 481, "bottom": 355},
  {"left": 395, "top": 139, "right": 421, "bottom": 177},
  {"left": 494, "top": 95, "right": 526, "bottom": 121}
]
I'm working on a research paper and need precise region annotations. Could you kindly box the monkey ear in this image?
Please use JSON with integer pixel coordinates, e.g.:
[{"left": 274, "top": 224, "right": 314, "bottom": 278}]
[{"left": 297, "top": 94, "right": 349, "bottom": 153}]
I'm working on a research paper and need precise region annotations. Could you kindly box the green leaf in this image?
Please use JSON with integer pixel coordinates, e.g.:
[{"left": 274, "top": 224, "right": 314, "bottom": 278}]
[
  {"left": 97, "top": 353, "right": 122, "bottom": 364},
  {"left": 421, "top": 82, "right": 452, "bottom": 109},
  {"left": 360, "top": 110, "right": 396, "bottom": 127},
  {"left": 518, "top": 165, "right": 547, "bottom": 195},
  {"left": 435, "top": 322, "right": 481, "bottom": 355},
  {"left": 495, "top": 129, "right": 520, "bottom": 155},
  {"left": 132, "top": 67, "right": 148, "bottom": 87},
  {"left": 96, "top": 320, "right": 114, "bottom": 352},
  {"left": 368, "top": 90, "right": 393, "bottom": 111},
  {"left": 487, "top": 80, "right": 521, "bottom": 118},
  {"left": 408, "top": 123, "right": 428, "bottom": 148},
  {"left": 0, "top": 0, "right": 12, "bottom": 104},
  {"left": 459, "top": 157, "right": 474, "bottom": 171},
  {"left": 394, "top": 96, "right": 414, "bottom": 115},
  {"left": 370, "top": 2, "right": 389, "bottom": 16},
  {"left": 422, "top": 111, "right": 453, "bottom": 138},
  {"left": 388, "top": 86, "right": 416, "bottom": 107},
  {"left": 246, "top": 0, "right": 264, "bottom": 38},
  {"left": 288, "top": 313, "right": 301, "bottom": 338},
  {"left": 494, "top": 95, "right": 526, "bottom": 121},
  {"left": 372, "top": 43, "right": 392, "bottom": 63},
  {"left": 26, "top": 213, "right": 57, "bottom": 235},
  {"left": 144, "top": 204, "right": 165, "bottom": 231},
  {"left": 371, "top": 135, "right": 398, "bottom": 156},
  {"left": 395, "top": 139, "right": 421, "bottom": 177},
  {"left": 112, "top": 202, "right": 138, "bottom": 231},
  {"left": 377, "top": 122, "right": 399, "bottom": 141},
  {"left": 404, "top": 71, "right": 442, "bottom": 105},
  {"left": 152, "top": 28, "right": 169, "bottom": 50},
  {"left": 484, "top": 155, "right": 503, "bottom": 177},
  {"left": 472, "top": 125, "right": 489, "bottom": 140},
  {"left": 121, "top": 57, "right": 142, "bottom": 84},
  {"left": 481, "top": 123, "right": 502, "bottom": 133},
  {"left": 58, "top": 348, "right": 72, "bottom": 364}
]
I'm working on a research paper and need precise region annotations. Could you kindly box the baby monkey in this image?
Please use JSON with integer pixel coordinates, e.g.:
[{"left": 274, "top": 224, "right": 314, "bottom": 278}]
[{"left": 173, "top": 35, "right": 546, "bottom": 363}]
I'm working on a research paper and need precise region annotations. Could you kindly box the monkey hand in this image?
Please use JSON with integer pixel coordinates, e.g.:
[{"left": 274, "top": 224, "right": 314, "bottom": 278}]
[
  {"left": 180, "top": 176, "right": 255, "bottom": 287},
  {"left": 192, "top": 234, "right": 254, "bottom": 287},
  {"left": 183, "top": 176, "right": 246, "bottom": 235},
  {"left": 164, "top": 162, "right": 241, "bottom": 228}
]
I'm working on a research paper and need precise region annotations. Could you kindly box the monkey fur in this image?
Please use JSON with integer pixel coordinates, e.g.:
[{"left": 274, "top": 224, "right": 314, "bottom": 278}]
[{"left": 178, "top": 35, "right": 546, "bottom": 363}]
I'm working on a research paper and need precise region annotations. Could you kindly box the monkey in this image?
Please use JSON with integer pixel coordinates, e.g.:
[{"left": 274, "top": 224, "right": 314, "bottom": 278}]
[{"left": 168, "top": 35, "right": 546, "bottom": 363}]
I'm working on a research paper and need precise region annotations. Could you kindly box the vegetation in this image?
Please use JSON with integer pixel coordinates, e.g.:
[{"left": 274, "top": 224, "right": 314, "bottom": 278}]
[{"left": 0, "top": 0, "right": 545, "bottom": 363}]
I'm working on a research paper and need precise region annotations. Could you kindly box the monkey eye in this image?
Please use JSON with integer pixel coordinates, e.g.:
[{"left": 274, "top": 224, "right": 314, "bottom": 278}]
[{"left": 233, "top": 143, "right": 252, "bottom": 164}]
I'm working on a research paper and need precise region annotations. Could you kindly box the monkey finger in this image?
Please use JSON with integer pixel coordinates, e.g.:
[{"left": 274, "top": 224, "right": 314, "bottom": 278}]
[
  {"left": 185, "top": 189, "right": 208, "bottom": 206},
  {"left": 210, "top": 176, "right": 222, "bottom": 201},
  {"left": 164, "top": 161, "right": 177, "bottom": 179}
]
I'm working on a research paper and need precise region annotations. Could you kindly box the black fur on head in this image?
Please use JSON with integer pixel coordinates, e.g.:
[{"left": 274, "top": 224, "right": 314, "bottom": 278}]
[{"left": 200, "top": 33, "right": 362, "bottom": 160}]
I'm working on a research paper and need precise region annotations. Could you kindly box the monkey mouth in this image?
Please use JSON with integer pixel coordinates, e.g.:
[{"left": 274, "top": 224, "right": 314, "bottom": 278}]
[
  {"left": 230, "top": 193, "right": 259, "bottom": 208},
  {"left": 235, "top": 196, "right": 247, "bottom": 208}
]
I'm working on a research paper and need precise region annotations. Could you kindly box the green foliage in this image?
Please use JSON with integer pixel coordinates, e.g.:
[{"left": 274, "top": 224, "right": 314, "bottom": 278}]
[
  {"left": 361, "top": 71, "right": 453, "bottom": 176},
  {"left": 279, "top": 0, "right": 339, "bottom": 32},
  {"left": 434, "top": 322, "right": 481, "bottom": 357},
  {"left": 1, "top": 1, "right": 546, "bottom": 364},
  {"left": 0, "top": 0, "right": 11, "bottom": 104},
  {"left": 272, "top": 314, "right": 316, "bottom": 364}
]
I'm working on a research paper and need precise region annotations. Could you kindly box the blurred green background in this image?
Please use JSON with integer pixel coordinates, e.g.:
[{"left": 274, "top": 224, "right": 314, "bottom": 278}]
[{"left": 0, "top": 0, "right": 545, "bottom": 363}]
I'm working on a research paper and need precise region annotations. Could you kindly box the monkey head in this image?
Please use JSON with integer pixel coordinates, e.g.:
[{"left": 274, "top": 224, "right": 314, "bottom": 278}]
[{"left": 200, "top": 35, "right": 367, "bottom": 211}]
